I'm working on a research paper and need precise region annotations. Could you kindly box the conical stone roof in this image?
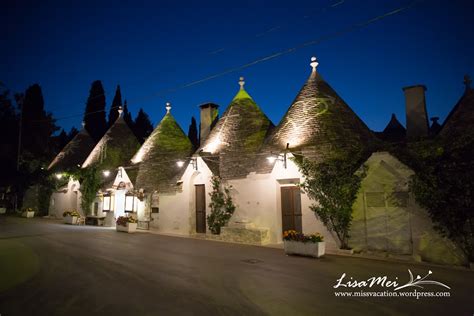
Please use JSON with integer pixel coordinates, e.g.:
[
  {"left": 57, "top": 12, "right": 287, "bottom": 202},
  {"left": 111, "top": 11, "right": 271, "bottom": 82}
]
[
  {"left": 199, "top": 78, "right": 274, "bottom": 179},
  {"left": 264, "top": 57, "right": 375, "bottom": 160},
  {"left": 132, "top": 105, "right": 193, "bottom": 192},
  {"left": 48, "top": 128, "right": 95, "bottom": 172},
  {"left": 439, "top": 81, "right": 474, "bottom": 138},
  {"left": 81, "top": 116, "right": 140, "bottom": 170},
  {"left": 381, "top": 113, "right": 406, "bottom": 142}
]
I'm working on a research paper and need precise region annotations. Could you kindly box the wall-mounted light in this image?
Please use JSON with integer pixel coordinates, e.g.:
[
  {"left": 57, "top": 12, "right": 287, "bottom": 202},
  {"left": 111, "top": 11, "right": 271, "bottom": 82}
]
[
  {"left": 267, "top": 143, "right": 289, "bottom": 169},
  {"left": 176, "top": 160, "right": 185, "bottom": 168},
  {"left": 266, "top": 156, "right": 277, "bottom": 163},
  {"left": 103, "top": 170, "right": 110, "bottom": 177},
  {"left": 125, "top": 193, "right": 135, "bottom": 212},
  {"left": 55, "top": 173, "right": 63, "bottom": 180}
]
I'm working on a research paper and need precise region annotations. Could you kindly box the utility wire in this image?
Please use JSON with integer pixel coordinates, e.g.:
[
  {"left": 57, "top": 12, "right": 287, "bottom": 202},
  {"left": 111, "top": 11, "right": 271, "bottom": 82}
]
[{"left": 30, "top": 0, "right": 422, "bottom": 123}]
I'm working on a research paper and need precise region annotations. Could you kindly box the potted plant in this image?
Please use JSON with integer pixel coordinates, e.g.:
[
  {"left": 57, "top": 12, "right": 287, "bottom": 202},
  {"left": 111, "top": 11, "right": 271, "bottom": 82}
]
[
  {"left": 283, "top": 230, "right": 325, "bottom": 258},
  {"left": 63, "top": 210, "right": 81, "bottom": 224},
  {"left": 21, "top": 207, "right": 35, "bottom": 218},
  {"left": 116, "top": 216, "right": 138, "bottom": 233}
]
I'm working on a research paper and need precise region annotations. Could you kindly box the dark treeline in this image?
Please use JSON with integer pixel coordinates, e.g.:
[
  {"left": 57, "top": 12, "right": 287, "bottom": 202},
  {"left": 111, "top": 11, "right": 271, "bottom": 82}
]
[{"left": 0, "top": 80, "right": 154, "bottom": 212}]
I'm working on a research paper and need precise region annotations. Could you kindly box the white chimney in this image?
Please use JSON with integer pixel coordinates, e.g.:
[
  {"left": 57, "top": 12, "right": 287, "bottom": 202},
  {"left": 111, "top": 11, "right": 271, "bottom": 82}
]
[
  {"left": 199, "top": 103, "right": 218, "bottom": 145},
  {"left": 403, "top": 85, "right": 429, "bottom": 140}
]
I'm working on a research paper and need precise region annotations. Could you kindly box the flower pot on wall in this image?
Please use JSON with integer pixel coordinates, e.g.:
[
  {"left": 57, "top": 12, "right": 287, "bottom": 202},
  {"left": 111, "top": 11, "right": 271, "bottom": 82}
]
[
  {"left": 64, "top": 215, "right": 78, "bottom": 225},
  {"left": 284, "top": 241, "right": 326, "bottom": 258},
  {"left": 21, "top": 211, "right": 34, "bottom": 218},
  {"left": 116, "top": 222, "right": 137, "bottom": 233}
]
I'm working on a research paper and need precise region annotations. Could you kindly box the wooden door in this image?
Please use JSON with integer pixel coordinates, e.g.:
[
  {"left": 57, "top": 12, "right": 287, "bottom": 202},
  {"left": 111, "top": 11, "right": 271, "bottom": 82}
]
[
  {"left": 195, "top": 185, "right": 206, "bottom": 233},
  {"left": 281, "top": 186, "right": 302, "bottom": 233}
]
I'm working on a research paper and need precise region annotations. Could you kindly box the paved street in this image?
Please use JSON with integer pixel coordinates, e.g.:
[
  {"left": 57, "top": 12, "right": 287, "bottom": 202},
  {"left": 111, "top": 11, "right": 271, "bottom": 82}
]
[{"left": 0, "top": 217, "right": 473, "bottom": 316}]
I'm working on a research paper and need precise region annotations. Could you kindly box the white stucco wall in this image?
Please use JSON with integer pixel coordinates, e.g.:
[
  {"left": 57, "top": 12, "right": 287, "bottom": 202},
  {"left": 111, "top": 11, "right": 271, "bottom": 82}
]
[
  {"left": 225, "top": 156, "right": 338, "bottom": 248},
  {"left": 138, "top": 155, "right": 337, "bottom": 249},
  {"left": 49, "top": 178, "right": 83, "bottom": 218}
]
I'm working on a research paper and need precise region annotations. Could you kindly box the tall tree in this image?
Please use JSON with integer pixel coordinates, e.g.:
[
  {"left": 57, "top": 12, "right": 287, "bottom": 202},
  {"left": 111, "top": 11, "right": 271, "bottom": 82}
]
[
  {"left": 84, "top": 80, "right": 106, "bottom": 141},
  {"left": 122, "top": 99, "right": 134, "bottom": 128},
  {"left": 54, "top": 129, "right": 69, "bottom": 152},
  {"left": 0, "top": 85, "right": 19, "bottom": 183},
  {"left": 108, "top": 85, "right": 122, "bottom": 126},
  {"left": 20, "top": 84, "right": 58, "bottom": 165},
  {"left": 187, "top": 116, "right": 198, "bottom": 150},
  {"left": 67, "top": 126, "right": 79, "bottom": 140},
  {"left": 133, "top": 108, "right": 153, "bottom": 143}
]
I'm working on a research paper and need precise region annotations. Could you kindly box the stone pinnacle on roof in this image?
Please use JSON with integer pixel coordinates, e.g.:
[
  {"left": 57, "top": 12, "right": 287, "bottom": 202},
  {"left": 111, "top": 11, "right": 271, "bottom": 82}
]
[
  {"left": 81, "top": 121, "right": 86, "bottom": 129},
  {"left": 118, "top": 105, "right": 123, "bottom": 117},
  {"left": 166, "top": 102, "right": 171, "bottom": 113},
  {"left": 239, "top": 77, "right": 245, "bottom": 90},
  {"left": 310, "top": 56, "right": 319, "bottom": 72}
]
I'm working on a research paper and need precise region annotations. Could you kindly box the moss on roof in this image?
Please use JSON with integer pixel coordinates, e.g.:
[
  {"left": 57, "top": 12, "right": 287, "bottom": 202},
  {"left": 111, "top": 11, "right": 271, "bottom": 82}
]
[
  {"left": 134, "top": 113, "right": 193, "bottom": 193},
  {"left": 199, "top": 87, "right": 274, "bottom": 179},
  {"left": 264, "top": 71, "right": 376, "bottom": 157},
  {"left": 82, "top": 117, "right": 140, "bottom": 170}
]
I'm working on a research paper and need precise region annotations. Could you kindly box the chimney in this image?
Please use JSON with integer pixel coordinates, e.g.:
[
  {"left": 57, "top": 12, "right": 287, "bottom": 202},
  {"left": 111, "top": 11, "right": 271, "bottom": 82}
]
[
  {"left": 403, "top": 85, "right": 429, "bottom": 140},
  {"left": 199, "top": 103, "right": 219, "bottom": 145}
]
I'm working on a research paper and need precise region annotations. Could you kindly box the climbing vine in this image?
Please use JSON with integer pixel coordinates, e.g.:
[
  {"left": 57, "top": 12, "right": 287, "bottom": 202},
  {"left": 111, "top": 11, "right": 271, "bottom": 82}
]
[
  {"left": 78, "top": 166, "right": 102, "bottom": 216},
  {"left": 206, "top": 175, "right": 236, "bottom": 234}
]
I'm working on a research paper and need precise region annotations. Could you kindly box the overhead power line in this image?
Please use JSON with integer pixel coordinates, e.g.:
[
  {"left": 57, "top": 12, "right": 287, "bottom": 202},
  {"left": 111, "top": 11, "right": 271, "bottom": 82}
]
[{"left": 30, "top": 0, "right": 422, "bottom": 123}]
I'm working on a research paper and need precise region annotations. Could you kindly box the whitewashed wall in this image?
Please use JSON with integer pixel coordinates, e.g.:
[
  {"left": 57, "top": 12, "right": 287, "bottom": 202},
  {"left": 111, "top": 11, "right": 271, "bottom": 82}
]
[
  {"left": 225, "top": 155, "right": 338, "bottom": 248},
  {"left": 49, "top": 178, "right": 83, "bottom": 218},
  {"left": 143, "top": 155, "right": 338, "bottom": 249}
]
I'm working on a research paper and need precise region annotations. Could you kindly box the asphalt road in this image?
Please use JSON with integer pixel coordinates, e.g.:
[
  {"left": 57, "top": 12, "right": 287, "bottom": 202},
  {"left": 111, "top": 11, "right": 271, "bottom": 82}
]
[{"left": 0, "top": 217, "right": 473, "bottom": 316}]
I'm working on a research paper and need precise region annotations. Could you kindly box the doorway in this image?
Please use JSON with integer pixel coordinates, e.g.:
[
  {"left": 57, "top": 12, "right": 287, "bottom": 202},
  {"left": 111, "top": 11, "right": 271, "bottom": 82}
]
[
  {"left": 195, "top": 184, "right": 206, "bottom": 233},
  {"left": 280, "top": 186, "right": 302, "bottom": 233}
]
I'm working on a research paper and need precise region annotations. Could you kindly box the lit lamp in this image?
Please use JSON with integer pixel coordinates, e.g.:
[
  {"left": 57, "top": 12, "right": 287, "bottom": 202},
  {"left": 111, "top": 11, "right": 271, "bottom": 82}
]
[
  {"left": 103, "top": 194, "right": 112, "bottom": 211},
  {"left": 103, "top": 170, "right": 111, "bottom": 177},
  {"left": 267, "top": 143, "right": 289, "bottom": 169},
  {"left": 55, "top": 173, "right": 63, "bottom": 180},
  {"left": 176, "top": 160, "right": 185, "bottom": 168},
  {"left": 124, "top": 193, "right": 135, "bottom": 213}
]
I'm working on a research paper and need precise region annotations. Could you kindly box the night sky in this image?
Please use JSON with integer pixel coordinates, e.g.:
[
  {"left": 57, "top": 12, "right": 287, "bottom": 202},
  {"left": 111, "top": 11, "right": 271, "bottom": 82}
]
[{"left": 2, "top": 0, "right": 473, "bottom": 134}]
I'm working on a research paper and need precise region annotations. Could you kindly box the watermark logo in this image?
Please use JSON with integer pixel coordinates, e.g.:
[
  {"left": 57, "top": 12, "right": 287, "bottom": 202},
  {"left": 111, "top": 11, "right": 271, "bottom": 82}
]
[{"left": 333, "top": 269, "right": 451, "bottom": 299}]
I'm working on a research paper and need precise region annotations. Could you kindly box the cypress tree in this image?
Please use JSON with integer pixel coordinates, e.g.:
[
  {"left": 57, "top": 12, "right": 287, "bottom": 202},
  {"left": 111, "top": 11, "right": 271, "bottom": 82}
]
[
  {"left": 0, "top": 86, "right": 19, "bottom": 183},
  {"left": 108, "top": 85, "right": 122, "bottom": 126},
  {"left": 133, "top": 108, "right": 154, "bottom": 143},
  {"left": 84, "top": 80, "right": 106, "bottom": 141},
  {"left": 188, "top": 116, "right": 199, "bottom": 150},
  {"left": 123, "top": 100, "right": 134, "bottom": 128},
  {"left": 21, "top": 84, "right": 58, "bottom": 163}
]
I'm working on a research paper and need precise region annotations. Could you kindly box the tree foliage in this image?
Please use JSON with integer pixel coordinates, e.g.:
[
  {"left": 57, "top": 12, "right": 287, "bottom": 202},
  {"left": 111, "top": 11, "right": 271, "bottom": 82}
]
[
  {"left": 409, "top": 134, "right": 474, "bottom": 262},
  {"left": 20, "top": 84, "right": 59, "bottom": 165},
  {"left": 295, "top": 150, "right": 368, "bottom": 249},
  {"left": 122, "top": 100, "right": 134, "bottom": 128},
  {"left": 0, "top": 85, "right": 19, "bottom": 184},
  {"left": 79, "top": 166, "right": 102, "bottom": 216},
  {"left": 84, "top": 80, "right": 107, "bottom": 141},
  {"left": 108, "top": 85, "right": 122, "bottom": 126},
  {"left": 187, "top": 116, "right": 198, "bottom": 150},
  {"left": 133, "top": 108, "right": 153, "bottom": 143},
  {"left": 207, "top": 176, "right": 236, "bottom": 234}
]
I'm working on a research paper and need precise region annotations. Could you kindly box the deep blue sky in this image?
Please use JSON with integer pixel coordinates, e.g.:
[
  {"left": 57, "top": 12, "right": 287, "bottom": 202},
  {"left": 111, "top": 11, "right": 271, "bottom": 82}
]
[{"left": 2, "top": 0, "right": 473, "bottom": 134}]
